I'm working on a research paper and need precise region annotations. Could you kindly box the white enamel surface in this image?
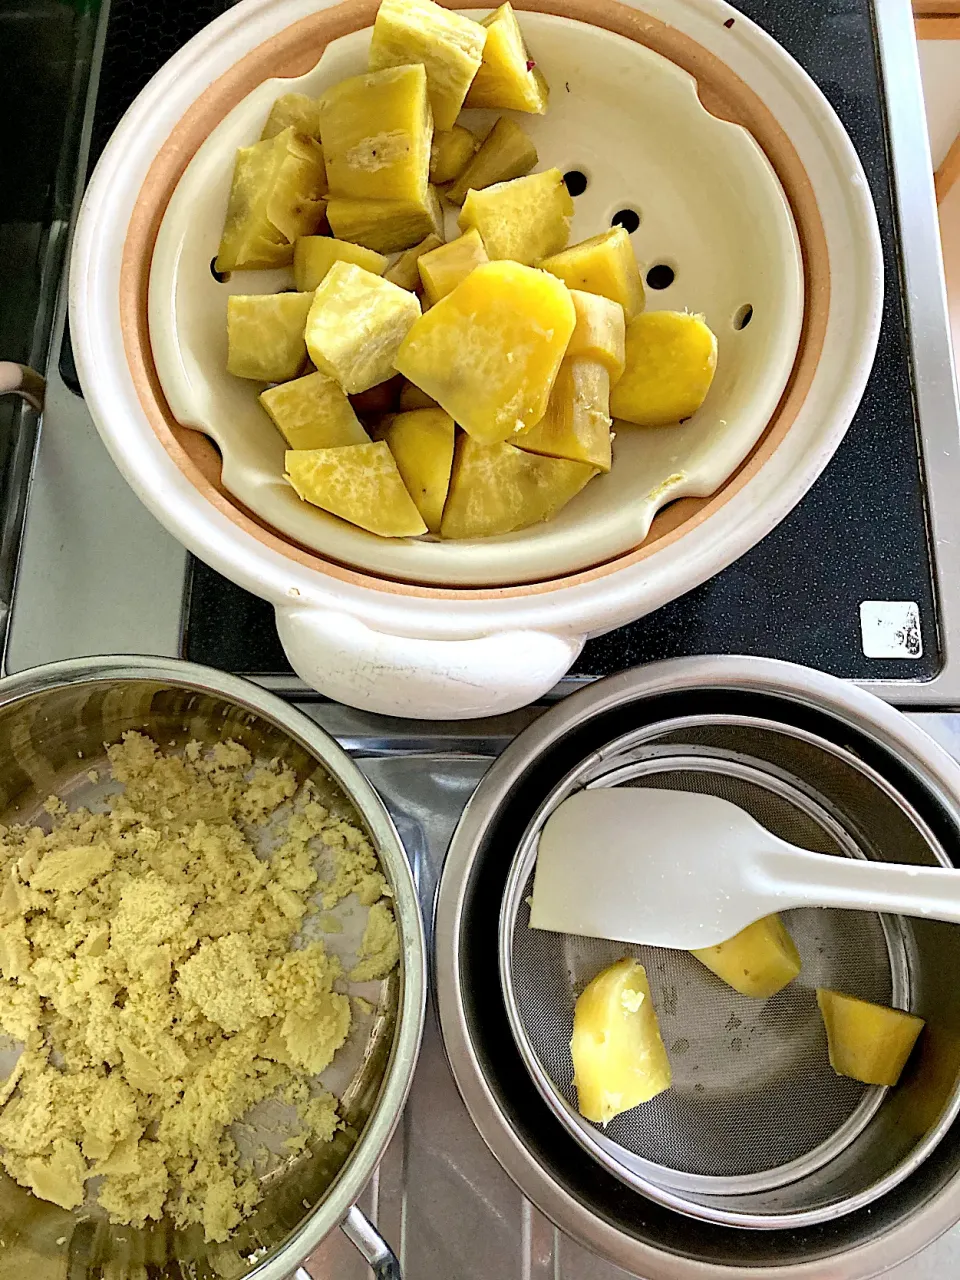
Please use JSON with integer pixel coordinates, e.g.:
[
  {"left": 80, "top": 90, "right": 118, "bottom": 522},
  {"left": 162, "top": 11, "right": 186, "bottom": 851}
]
[
  {"left": 150, "top": 14, "right": 803, "bottom": 587},
  {"left": 71, "top": 0, "right": 882, "bottom": 717}
]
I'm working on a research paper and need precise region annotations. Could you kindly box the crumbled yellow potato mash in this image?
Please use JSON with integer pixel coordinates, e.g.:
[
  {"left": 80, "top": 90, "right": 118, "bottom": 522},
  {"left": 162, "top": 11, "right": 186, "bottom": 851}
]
[
  {"left": 350, "top": 902, "right": 401, "bottom": 982},
  {"left": 0, "top": 733, "right": 399, "bottom": 1242}
]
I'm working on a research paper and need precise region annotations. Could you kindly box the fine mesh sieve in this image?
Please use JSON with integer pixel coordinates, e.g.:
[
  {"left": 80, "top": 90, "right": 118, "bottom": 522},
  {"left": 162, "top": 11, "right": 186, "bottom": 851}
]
[{"left": 499, "top": 716, "right": 960, "bottom": 1228}]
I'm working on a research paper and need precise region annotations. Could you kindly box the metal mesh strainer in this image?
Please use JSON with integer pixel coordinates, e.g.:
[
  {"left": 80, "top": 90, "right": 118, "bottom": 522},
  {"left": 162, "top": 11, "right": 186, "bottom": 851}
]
[{"left": 498, "top": 717, "right": 959, "bottom": 1228}]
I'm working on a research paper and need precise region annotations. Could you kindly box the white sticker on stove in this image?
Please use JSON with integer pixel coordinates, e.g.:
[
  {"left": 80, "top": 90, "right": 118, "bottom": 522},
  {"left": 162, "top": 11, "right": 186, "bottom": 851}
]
[{"left": 859, "top": 601, "right": 923, "bottom": 659}]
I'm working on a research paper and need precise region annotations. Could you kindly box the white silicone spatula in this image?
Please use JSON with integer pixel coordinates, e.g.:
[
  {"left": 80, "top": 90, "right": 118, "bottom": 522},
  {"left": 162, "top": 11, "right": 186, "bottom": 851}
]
[{"left": 528, "top": 788, "right": 960, "bottom": 949}]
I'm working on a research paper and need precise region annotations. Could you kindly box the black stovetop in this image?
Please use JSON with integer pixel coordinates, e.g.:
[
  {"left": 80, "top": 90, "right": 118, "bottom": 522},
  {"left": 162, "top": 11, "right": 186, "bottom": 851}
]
[{"left": 71, "top": 0, "right": 941, "bottom": 684}]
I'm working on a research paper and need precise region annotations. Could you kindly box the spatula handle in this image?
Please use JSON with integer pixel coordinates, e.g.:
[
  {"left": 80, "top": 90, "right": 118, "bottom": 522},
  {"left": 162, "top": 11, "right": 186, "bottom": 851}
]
[{"left": 769, "top": 847, "right": 960, "bottom": 925}]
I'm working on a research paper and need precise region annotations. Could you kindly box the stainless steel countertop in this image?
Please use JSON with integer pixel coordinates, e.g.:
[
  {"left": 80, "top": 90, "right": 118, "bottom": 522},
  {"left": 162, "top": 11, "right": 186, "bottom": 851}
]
[{"left": 4, "top": 0, "right": 960, "bottom": 1275}]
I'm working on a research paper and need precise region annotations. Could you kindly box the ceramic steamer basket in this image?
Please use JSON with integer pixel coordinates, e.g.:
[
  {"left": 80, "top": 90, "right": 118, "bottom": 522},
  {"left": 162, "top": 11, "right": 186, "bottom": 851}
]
[
  {"left": 70, "top": 0, "right": 882, "bottom": 718},
  {"left": 148, "top": 17, "right": 803, "bottom": 586}
]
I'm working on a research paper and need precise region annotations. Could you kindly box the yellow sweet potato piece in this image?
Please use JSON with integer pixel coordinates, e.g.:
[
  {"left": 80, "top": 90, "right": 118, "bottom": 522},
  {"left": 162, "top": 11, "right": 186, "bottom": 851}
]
[
  {"left": 293, "top": 236, "right": 387, "bottom": 291},
  {"left": 383, "top": 233, "right": 444, "bottom": 290},
  {"left": 516, "top": 359, "right": 612, "bottom": 471},
  {"left": 571, "top": 958, "right": 672, "bottom": 1125},
  {"left": 368, "top": 0, "right": 486, "bottom": 132},
  {"left": 217, "top": 165, "right": 292, "bottom": 271},
  {"left": 440, "top": 435, "right": 595, "bottom": 538},
  {"left": 260, "top": 371, "right": 369, "bottom": 449},
  {"left": 458, "top": 169, "right": 573, "bottom": 266},
  {"left": 430, "top": 125, "right": 478, "bottom": 185},
  {"left": 418, "top": 228, "right": 488, "bottom": 306},
  {"left": 318, "top": 64, "right": 431, "bottom": 203},
  {"left": 464, "top": 2, "right": 549, "bottom": 114},
  {"left": 445, "top": 117, "right": 538, "bottom": 207},
  {"left": 611, "top": 311, "right": 718, "bottom": 426},
  {"left": 380, "top": 407, "right": 455, "bottom": 532},
  {"left": 226, "top": 292, "right": 313, "bottom": 382},
  {"left": 261, "top": 93, "right": 322, "bottom": 141},
  {"left": 285, "top": 441, "right": 427, "bottom": 536},
  {"left": 540, "top": 227, "right": 645, "bottom": 321},
  {"left": 216, "top": 129, "right": 327, "bottom": 272},
  {"left": 817, "top": 990, "right": 925, "bottom": 1087},
  {"left": 398, "top": 381, "right": 438, "bottom": 411},
  {"left": 326, "top": 186, "right": 443, "bottom": 254},
  {"left": 305, "top": 261, "right": 421, "bottom": 394},
  {"left": 395, "top": 260, "right": 576, "bottom": 443},
  {"left": 265, "top": 132, "right": 328, "bottom": 243},
  {"left": 691, "top": 915, "right": 801, "bottom": 999},
  {"left": 566, "top": 289, "right": 626, "bottom": 381}
]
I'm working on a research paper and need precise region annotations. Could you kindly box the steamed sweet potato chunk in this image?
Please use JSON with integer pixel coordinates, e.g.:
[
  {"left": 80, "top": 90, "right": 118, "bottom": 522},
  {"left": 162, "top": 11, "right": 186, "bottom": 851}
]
[
  {"left": 417, "top": 229, "right": 488, "bottom": 306},
  {"left": 319, "top": 64, "right": 431, "bottom": 203},
  {"left": 464, "top": 2, "right": 549, "bottom": 114},
  {"left": 395, "top": 261, "right": 575, "bottom": 444},
  {"left": 611, "top": 311, "right": 718, "bottom": 426},
  {"left": 380, "top": 407, "right": 455, "bottom": 532},
  {"left": 440, "top": 435, "right": 595, "bottom": 538},
  {"left": 261, "top": 93, "right": 322, "bottom": 142},
  {"left": 326, "top": 188, "right": 443, "bottom": 254},
  {"left": 540, "top": 227, "right": 645, "bottom": 320},
  {"left": 566, "top": 289, "right": 626, "bottom": 381},
  {"left": 368, "top": 0, "right": 486, "bottom": 131},
  {"left": 817, "top": 990, "right": 925, "bottom": 1088},
  {"left": 286, "top": 441, "right": 427, "bottom": 536},
  {"left": 458, "top": 169, "right": 573, "bottom": 265},
  {"left": 692, "top": 916, "right": 801, "bottom": 999},
  {"left": 383, "top": 234, "right": 444, "bottom": 290},
  {"left": 305, "top": 261, "right": 421, "bottom": 394},
  {"left": 216, "top": 128, "right": 327, "bottom": 272},
  {"left": 430, "top": 125, "right": 478, "bottom": 185},
  {"left": 226, "top": 293, "right": 313, "bottom": 382},
  {"left": 516, "top": 360, "right": 612, "bottom": 471},
  {"left": 572, "top": 959, "right": 671, "bottom": 1125},
  {"left": 293, "top": 237, "right": 387, "bottom": 291},
  {"left": 445, "top": 117, "right": 538, "bottom": 207},
  {"left": 260, "top": 372, "right": 369, "bottom": 450}
]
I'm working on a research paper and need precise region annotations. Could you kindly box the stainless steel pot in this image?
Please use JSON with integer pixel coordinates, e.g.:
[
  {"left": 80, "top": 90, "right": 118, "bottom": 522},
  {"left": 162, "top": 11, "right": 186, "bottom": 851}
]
[
  {"left": 0, "top": 657, "right": 426, "bottom": 1280},
  {"left": 499, "top": 715, "right": 960, "bottom": 1228},
  {"left": 435, "top": 657, "right": 960, "bottom": 1278}
]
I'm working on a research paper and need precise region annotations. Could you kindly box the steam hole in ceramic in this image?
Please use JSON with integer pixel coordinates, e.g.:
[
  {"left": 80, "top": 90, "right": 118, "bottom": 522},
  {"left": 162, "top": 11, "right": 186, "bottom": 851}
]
[
  {"left": 611, "top": 207, "right": 641, "bottom": 234},
  {"left": 646, "top": 263, "right": 675, "bottom": 289},
  {"left": 563, "top": 170, "right": 588, "bottom": 196}
]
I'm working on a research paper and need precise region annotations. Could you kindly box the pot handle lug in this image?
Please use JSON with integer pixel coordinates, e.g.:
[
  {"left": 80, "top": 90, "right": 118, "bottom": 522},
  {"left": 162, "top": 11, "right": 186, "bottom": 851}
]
[
  {"left": 291, "top": 1207, "right": 401, "bottom": 1280},
  {"left": 0, "top": 362, "right": 45, "bottom": 411},
  {"left": 274, "top": 606, "right": 582, "bottom": 719},
  {"left": 341, "top": 1205, "right": 402, "bottom": 1278}
]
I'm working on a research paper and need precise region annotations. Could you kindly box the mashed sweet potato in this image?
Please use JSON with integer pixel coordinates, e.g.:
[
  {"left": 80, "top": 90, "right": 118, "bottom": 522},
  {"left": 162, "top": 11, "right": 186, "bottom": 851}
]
[{"left": 0, "top": 733, "right": 398, "bottom": 1242}]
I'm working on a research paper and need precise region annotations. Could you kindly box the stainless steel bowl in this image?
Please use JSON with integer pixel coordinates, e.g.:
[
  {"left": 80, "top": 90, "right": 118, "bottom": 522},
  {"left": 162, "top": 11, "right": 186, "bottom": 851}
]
[
  {"left": 435, "top": 657, "right": 960, "bottom": 1279},
  {"left": 0, "top": 657, "right": 426, "bottom": 1280}
]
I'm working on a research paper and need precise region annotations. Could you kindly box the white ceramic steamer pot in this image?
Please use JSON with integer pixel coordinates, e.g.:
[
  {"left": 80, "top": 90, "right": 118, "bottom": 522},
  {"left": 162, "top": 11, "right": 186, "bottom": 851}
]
[{"left": 70, "top": 0, "right": 882, "bottom": 720}]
